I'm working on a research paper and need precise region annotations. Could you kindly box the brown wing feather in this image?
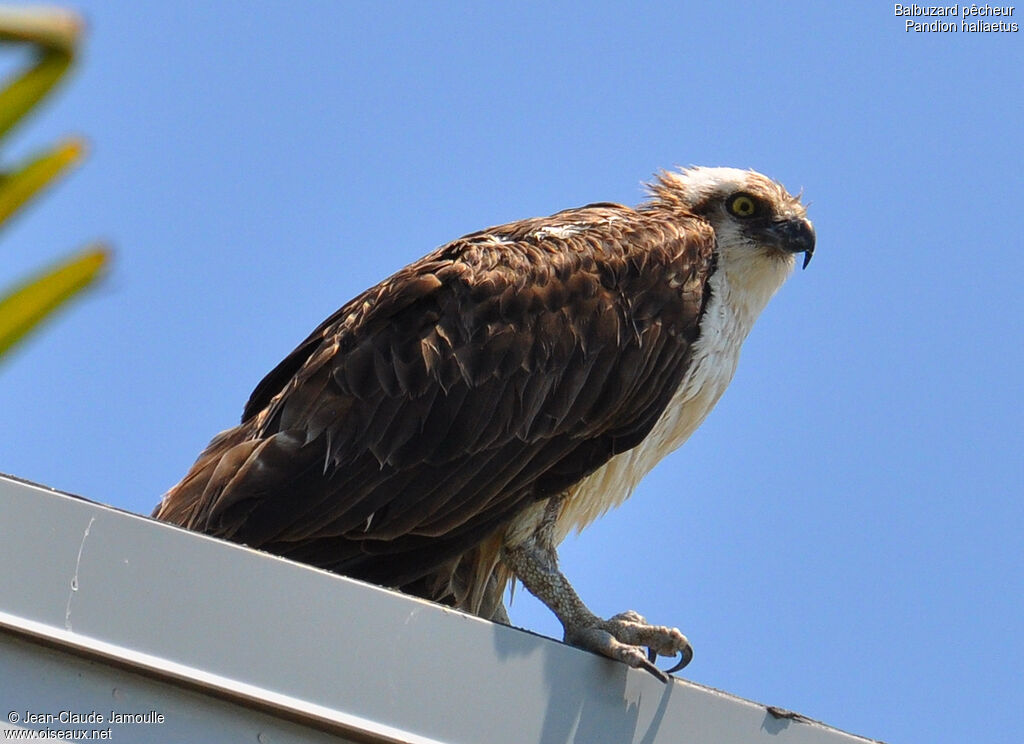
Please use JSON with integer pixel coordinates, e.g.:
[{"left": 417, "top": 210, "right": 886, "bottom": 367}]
[{"left": 154, "top": 203, "right": 715, "bottom": 588}]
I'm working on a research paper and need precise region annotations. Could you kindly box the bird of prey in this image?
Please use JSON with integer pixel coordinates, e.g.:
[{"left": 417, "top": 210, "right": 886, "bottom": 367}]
[{"left": 154, "top": 166, "right": 814, "bottom": 680}]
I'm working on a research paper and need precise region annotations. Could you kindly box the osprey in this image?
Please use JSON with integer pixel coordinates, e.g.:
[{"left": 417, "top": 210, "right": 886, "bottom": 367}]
[{"left": 154, "top": 166, "right": 814, "bottom": 680}]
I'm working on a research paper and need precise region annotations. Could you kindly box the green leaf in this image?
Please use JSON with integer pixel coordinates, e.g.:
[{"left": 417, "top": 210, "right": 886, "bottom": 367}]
[
  {"left": 0, "top": 137, "right": 84, "bottom": 228},
  {"left": 0, "top": 8, "right": 80, "bottom": 142},
  {"left": 0, "top": 10, "right": 106, "bottom": 367},
  {"left": 0, "top": 245, "right": 109, "bottom": 359},
  {"left": 0, "top": 50, "right": 71, "bottom": 141}
]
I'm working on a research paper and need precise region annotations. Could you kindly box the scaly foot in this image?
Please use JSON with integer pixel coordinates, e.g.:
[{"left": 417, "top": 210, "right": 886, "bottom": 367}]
[
  {"left": 501, "top": 497, "right": 692, "bottom": 682},
  {"left": 564, "top": 610, "right": 692, "bottom": 681}
]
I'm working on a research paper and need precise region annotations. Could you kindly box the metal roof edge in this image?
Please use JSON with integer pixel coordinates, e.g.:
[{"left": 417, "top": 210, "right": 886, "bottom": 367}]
[{"left": 0, "top": 473, "right": 882, "bottom": 744}]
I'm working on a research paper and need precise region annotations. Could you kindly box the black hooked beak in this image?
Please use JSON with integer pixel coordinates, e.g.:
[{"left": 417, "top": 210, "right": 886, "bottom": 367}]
[{"left": 770, "top": 217, "right": 816, "bottom": 269}]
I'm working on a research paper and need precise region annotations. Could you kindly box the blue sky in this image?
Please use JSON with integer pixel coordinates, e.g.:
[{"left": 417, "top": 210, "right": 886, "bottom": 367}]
[{"left": 1, "top": 3, "right": 1021, "bottom": 742}]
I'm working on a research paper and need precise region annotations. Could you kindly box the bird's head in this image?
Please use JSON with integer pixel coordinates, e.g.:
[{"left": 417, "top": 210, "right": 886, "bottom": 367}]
[{"left": 650, "top": 167, "right": 815, "bottom": 303}]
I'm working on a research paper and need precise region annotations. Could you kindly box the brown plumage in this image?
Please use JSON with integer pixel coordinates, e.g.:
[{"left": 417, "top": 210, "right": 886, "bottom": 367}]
[
  {"left": 155, "top": 166, "right": 813, "bottom": 677},
  {"left": 157, "top": 199, "right": 711, "bottom": 579}
]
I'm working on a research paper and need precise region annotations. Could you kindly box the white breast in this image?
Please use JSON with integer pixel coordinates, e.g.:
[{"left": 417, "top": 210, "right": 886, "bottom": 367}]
[{"left": 554, "top": 265, "right": 774, "bottom": 542}]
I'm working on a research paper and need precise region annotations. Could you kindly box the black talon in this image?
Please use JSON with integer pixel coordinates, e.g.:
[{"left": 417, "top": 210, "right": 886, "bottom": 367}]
[
  {"left": 644, "top": 643, "right": 691, "bottom": 678},
  {"left": 640, "top": 658, "right": 669, "bottom": 683},
  {"left": 664, "top": 645, "right": 694, "bottom": 674}
]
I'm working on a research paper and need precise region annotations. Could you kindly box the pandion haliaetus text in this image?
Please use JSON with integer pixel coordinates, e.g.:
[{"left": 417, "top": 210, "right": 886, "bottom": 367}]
[{"left": 154, "top": 166, "right": 815, "bottom": 679}]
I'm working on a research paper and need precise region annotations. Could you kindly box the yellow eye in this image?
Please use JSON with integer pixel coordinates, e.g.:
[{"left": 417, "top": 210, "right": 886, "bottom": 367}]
[{"left": 727, "top": 193, "right": 759, "bottom": 218}]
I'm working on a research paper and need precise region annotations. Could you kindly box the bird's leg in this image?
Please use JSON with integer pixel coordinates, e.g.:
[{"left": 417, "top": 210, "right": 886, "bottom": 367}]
[{"left": 501, "top": 496, "right": 692, "bottom": 682}]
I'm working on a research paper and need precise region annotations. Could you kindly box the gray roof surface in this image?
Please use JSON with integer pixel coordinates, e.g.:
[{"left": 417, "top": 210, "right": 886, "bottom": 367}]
[{"left": 0, "top": 473, "right": 880, "bottom": 743}]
